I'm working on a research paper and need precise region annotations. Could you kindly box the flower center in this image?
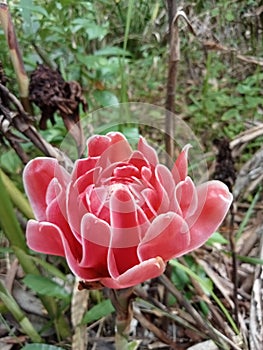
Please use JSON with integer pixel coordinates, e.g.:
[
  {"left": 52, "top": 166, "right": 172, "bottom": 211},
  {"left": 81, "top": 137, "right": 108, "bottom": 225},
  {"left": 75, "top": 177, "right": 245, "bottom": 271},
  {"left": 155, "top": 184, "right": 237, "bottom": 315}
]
[{"left": 106, "top": 183, "right": 127, "bottom": 201}]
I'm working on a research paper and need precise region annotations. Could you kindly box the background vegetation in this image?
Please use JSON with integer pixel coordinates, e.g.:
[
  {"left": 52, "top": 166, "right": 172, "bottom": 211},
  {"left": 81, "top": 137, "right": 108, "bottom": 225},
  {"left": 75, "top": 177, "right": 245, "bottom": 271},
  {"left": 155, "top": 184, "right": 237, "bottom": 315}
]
[{"left": 0, "top": 0, "right": 262, "bottom": 349}]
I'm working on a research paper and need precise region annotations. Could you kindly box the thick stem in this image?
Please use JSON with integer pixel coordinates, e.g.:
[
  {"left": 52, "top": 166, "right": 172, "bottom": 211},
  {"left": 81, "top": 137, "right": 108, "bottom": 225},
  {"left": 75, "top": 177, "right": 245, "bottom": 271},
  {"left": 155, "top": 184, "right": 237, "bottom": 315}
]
[{"left": 109, "top": 287, "right": 134, "bottom": 350}]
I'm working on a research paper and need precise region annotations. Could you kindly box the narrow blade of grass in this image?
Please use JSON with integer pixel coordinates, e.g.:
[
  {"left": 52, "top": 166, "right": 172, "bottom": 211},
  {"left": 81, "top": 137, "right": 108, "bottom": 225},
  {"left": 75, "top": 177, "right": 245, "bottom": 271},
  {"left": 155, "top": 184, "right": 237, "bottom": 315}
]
[
  {"left": 236, "top": 186, "right": 261, "bottom": 241},
  {"left": 0, "top": 280, "right": 42, "bottom": 343},
  {"left": 169, "top": 259, "right": 239, "bottom": 334}
]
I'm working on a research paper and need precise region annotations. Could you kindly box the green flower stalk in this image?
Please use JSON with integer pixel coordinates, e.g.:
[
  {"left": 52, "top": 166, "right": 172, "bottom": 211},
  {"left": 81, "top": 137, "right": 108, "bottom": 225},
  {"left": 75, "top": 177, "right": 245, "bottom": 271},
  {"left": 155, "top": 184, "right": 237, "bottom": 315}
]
[{"left": 109, "top": 288, "right": 135, "bottom": 350}]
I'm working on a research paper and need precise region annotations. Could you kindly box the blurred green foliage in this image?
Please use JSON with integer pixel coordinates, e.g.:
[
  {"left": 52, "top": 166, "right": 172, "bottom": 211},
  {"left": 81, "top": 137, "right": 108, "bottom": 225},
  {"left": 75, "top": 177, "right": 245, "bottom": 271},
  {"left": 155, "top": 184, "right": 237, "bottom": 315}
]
[{"left": 0, "top": 0, "right": 261, "bottom": 147}]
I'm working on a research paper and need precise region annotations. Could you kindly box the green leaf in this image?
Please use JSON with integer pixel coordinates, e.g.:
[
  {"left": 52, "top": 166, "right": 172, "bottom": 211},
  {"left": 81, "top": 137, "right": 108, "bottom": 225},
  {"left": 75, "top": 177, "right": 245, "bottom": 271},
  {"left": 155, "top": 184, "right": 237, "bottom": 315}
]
[
  {"left": 211, "top": 8, "right": 219, "bottom": 16},
  {"left": 76, "top": 54, "right": 107, "bottom": 69},
  {"left": 245, "top": 96, "right": 262, "bottom": 108},
  {"left": 0, "top": 169, "right": 34, "bottom": 219},
  {"left": 204, "top": 99, "right": 217, "bottom": 114},
  {"left": 236, "top": 84, "right": 252, "bottom": 94},
  {"left": 23, "top": 275, "right": 70, "bottom": 300},
  {"left": 221, "top": 108, "right": 239, "bottom": 121},
  {"left": 95, "top": 46, "right": 131, "bottom": 57},
  {"left": 93, "top": 90, "right": 119, "bottom": 107},
  {"left": 21, "top": 345, "right": 65, "bottom": 350},
  {"left": 225, "top": 10, "right": 234, "bottom": 21},
  {"left": 237, "top": 255, "right": 263, "bottom": 265},
  {"left": 206, "top": 231, "right": 228, "bottom": 246},
  {"left": 0, "top": 280, "right": 42, "bottom": 343},
  {"left": 86, "top": 24, "right": 108, "bottom": 40},
  {"left": 71, "top": 19, "right": 108, "bottom": 39},
  {"left": 16, "top": 1, "right": 49, "bottom": 17},
  {"left": 0, "top": 149, "right": 22, "bottom": 174},
  {"left": 171, "top": 265, "right": 190, "bottom": 290},
  {"left": 0, "top": 172, "right": 28, "bottom": 251},
  {"left": 121, "top": 125, "right": 140, "bottom": 147},
  {"left": 30, "top": 256, "right": 67, "bottom": 281},
  {"left": 128, "top": 340, "right": 141, "bottom": 350},
  {"left": 82, "top": 299, "right": 114, "bottom": 324}
]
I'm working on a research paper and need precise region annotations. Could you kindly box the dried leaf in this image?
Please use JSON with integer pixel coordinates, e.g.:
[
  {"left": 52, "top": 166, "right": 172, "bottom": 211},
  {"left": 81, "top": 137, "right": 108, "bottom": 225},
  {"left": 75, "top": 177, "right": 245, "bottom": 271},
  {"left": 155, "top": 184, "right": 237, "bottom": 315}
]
[{"left": 71, "top": 278, "right": 89, "bottom": 350}]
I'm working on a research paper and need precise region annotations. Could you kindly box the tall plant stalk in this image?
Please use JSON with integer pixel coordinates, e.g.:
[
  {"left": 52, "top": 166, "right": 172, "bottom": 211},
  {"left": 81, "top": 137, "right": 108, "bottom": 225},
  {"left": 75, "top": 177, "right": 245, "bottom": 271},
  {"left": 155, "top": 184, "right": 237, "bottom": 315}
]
[
  {"left": 120, "top": 0, "right": 134, "bottom": 106},
  {"left": 165, "top": 0, "right": 177, "bottom": 166},
  {"left": 0, "top": 1, "right": 32, "bottom": 113}
]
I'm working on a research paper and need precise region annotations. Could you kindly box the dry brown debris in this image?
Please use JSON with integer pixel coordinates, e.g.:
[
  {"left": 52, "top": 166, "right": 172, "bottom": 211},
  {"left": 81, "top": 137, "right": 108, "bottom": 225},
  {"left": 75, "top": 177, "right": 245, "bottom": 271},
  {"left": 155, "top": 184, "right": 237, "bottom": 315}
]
[{"left": 29, "top": 64, "right": 88, "bottom": 154}]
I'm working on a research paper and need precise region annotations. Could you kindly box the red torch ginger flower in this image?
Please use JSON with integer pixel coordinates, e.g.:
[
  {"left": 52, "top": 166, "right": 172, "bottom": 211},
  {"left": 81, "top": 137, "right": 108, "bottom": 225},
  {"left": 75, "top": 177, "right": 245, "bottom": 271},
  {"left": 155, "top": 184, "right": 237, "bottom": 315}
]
[{"left": 23, "top": 132, "right": 232, "bottom": 289}]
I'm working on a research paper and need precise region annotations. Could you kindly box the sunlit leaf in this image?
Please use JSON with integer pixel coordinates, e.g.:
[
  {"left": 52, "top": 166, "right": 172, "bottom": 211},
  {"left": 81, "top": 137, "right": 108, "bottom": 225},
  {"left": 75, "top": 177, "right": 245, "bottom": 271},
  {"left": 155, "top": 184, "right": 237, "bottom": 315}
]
[
  {"left": 23, "top": 275, "right": 70, "bottom": 300},
  {"left": 206, "top": 231, "right": 228, "bottom": 246},
  {"left": 82, "top": 299, "right": 114, "bottom": 324},
  {"left": 21, "top": 345, "right": 65, "bottom": 350},
  {"left": 95, "top": 46, "right": 131, "bottom": 57},
  {"left": 93, "top": 90, "right": 119, "bottom": 107}
]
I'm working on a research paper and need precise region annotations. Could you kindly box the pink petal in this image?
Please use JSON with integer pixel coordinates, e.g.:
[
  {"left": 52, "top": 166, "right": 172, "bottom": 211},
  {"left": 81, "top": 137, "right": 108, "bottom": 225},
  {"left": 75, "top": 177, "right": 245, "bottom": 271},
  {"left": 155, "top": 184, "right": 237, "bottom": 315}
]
[
  {"left": 66, "top": 181, "right": 89, "bottom": 241},
  {"left": 140, "top": 167, "right": 170, "bottom": 218},
  {"left": 66, "top": 167, "right": 101, "bottom": 238},
  {"left": 169, "top": 189, "right": 183, "bottom": 215},
  {"left": 71, "top": 158, "right": 98, "bottom": 181},
  {"left": 151, "top": 166, "right": 171, "bottom": 214},
  {"left": 155, "top": 164, "right": 175, "bottom": 201},
  {"left": 141, "top": 166, "right": 152, "bottom": 183},
  {"left": 175, "top": 176, "right": 198, "bottom": 217},
  {"left": 107, "top": 132, "right": 130, "bottom": 146},
  {"left": 128, "top": 151, "right": 150, "bottom": 171},
  {"left": 101, "top": 257, "right": 166, "bottom": 289},
  {"left": 46, "top": 178, "right": 61, "bottom": 206},
  {"left": 107, "top": 246, "right": 140, "bottom": 278},
  {"left": 109, "top": 187, "right": 149, "bottom": 238},
  {"left": 74, "top": 167, "right": 101, "bottom": 194},
  {"left": 108, "top": 188, "right": 150, "bottom": 276},
  {"left": 138, "top": 137, "right": 159, "bottom": 166},
  {"left": 23, "top": 158, "right": 69, "bottom": 221},
  {"left": 172, "top": 144, "right": 191, "bottom": 184},
  {"left": 26, "top": 220, "right": 102, "bottom": 281},
  {"left": 95, "top": 133, "right": 132, "bottom": 169},
  {"left": 79, "top": 214, "right": 110, "bottom": 277},
  {"left": 26, "top": 220, "right": 65, "bottom": 256},
  {"left": 95, "top": 162, "right": 126, "bottom": 185},
  {"left": 88, "top": 186, "right": 109, "bottom": 220},
  {"left": 185, "top": 180, "right": 233, "bottom": 252},
  {"left": 46, "top": 188, "right": 82, "bottom": 258},
  {"left": 138, "top": 212, "right": 190, "bottom": 262},
  {"left": 113, "top": 164, "right": 140, "bottom": 179},
  {"left": 87, "top": 135, "right": 111, "bottom": 157},
  {"left": 141, "top": 188, "right": 158, "bottom": 218}
]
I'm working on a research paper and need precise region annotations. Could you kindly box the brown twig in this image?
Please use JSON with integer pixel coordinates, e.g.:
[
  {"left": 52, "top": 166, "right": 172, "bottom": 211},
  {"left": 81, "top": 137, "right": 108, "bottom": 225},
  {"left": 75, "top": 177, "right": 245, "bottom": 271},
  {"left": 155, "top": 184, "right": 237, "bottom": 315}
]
[
  {"left": 133, "top": 305, "right": 179, "bottom": 349},
  {"left": 203, "top": 41, "right": 263, "bottom": 67},
  {"left": 159, "top": 274, "right": 229, "bottom": 348},
  {"left": 0, "top": 83, "right": 73, "bottom": 169}
]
